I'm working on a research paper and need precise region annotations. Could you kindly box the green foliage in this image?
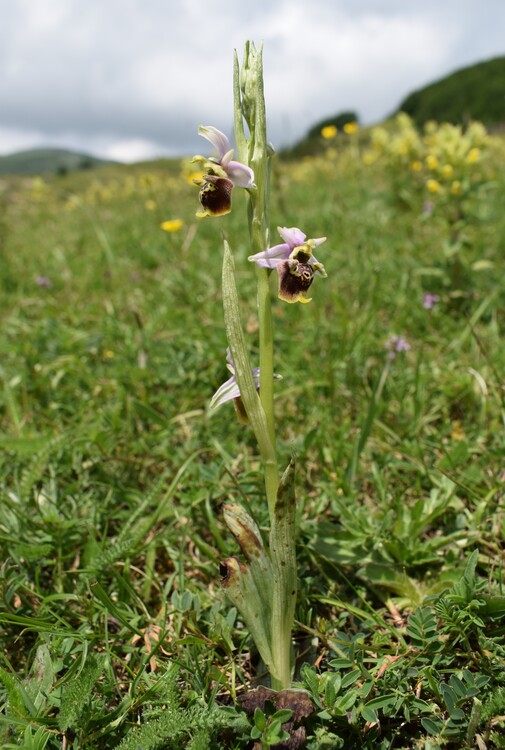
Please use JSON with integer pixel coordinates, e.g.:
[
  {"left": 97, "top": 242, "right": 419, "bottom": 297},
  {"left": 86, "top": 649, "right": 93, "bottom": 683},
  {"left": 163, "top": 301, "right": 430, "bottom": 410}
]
[
  {"left": 2, "top": 725, "right": 52, "bottom": 750},
  {"left": 398, "top": 55, "right": 505, "bottom": 127},
  {"left": 299, "top": 587, "right": 496, "bottom": 747},
  {"left": 250, "top": 707, "right": 292, "bottom": 747},
  {"left": 115, "top": 667, "right": 247, "bottom": 750},
  {"left": 58, "top": 653, "right": 105, "bottom": 732}
]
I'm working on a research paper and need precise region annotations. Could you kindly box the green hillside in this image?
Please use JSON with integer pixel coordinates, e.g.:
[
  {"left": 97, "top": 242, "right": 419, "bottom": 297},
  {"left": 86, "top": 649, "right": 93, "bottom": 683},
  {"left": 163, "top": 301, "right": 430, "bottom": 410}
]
[
  {"left": 285, "top": 56, "right": 505, "bottom": 158},
  {"left": 397, "top": 56, "right": 505, "bottom": 127},
  {"left": 0, "top": 147, "right": 112, "bottom": 176}
]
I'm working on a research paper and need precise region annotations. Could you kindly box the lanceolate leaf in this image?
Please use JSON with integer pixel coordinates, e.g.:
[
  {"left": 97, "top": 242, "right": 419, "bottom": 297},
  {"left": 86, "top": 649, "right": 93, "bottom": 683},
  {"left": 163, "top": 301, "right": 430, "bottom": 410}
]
[
  {"left": 269, "top": 460, "right": 297, "bottom": 682},
  {"left": 222, "top": 241, "right": 274, "bottom": 466},
  {"left": 220, "top": 556, "right": 274, "bottom": 673},
  {"left": 223, "top": 503, "right": 274, "bottom": 623}
]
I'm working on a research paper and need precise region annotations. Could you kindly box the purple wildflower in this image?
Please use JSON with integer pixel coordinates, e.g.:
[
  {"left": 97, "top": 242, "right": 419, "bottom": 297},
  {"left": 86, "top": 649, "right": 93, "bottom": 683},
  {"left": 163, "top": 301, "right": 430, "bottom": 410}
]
[
  {"left": 422, "top": 293, "right": 440, "bottom": 310},
  {"left": 385, "top": 335, "right": 411, "bottom": 361},
  {"left": 35, "top": 276, "right": 52, "bottom": 288}
]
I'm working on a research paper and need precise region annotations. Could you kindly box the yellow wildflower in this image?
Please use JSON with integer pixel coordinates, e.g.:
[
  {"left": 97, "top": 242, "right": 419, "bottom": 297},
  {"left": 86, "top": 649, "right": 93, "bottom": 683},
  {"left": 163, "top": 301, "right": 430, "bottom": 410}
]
[
  {"left": 466, "top": 147, "right": 480, "bottom": 164},
  {"left": 160, "top": 219, "right": 184, "bottom": 232},
  {"left": 426, "top": 179, "right": 441, "bottom": 194},
  {"left": 450, "top": 180, "right": 462, "bottom": 195},
  {"left": 441, "top": 164, "right": 454, "bottom": 178},
  {"left": 186, "top": 170, "right": 204, "bottom": 186},
  {"left": 424, "top": 120, "right": 438, "bottom": 135},
  {"left": 370, "top": 127, "right": 388, "bottom": 148},
  {"left": 426, "top": 154, "right": 439, "bottom": 170},
  {"left": 343, "top": 121, "right": 359, "bottom": 135},
  {"left": 410, "top": 160, "right": 422, "bottom": 171},
  {"left": 321, "top": 125, "right": 337, "bottom": 139}
]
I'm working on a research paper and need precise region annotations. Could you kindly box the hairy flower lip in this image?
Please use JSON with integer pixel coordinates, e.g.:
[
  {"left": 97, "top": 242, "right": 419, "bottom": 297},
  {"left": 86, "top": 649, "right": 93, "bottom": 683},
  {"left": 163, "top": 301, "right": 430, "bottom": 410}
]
[
  {"left": 196, "top": 175, "right": 234, "bottom": 217},
  {"left": 277, "top": 259, "right": 314, "bottom": 304}
]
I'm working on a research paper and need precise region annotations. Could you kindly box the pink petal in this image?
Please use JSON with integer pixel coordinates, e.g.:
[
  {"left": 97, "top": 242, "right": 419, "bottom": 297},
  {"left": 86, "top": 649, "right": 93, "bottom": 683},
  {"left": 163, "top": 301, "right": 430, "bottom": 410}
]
[
  {"left": 277, "top": 226, "right": 307, "bottom": 249},
  {"left": 198, "top": 125, "right": 230, "bottom": 160},
  {"left": 248, "top": 243, "right": 290, "bottom": 268},
  {"left": 226, "top": 160, "right": 256, "bottom": 188}
]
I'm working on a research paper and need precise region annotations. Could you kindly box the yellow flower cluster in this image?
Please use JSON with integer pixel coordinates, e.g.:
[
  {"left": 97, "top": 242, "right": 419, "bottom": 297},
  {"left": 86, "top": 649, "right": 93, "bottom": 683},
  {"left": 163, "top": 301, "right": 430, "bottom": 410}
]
[
  {"left": 363, "top": 114, "right": 493, "bottom": 200},
  {"left": 320, "top": 122, "right": 358, "bottom": 140},
  {"left": 61, "top": 172, "right": 182, "bottom": 210}
]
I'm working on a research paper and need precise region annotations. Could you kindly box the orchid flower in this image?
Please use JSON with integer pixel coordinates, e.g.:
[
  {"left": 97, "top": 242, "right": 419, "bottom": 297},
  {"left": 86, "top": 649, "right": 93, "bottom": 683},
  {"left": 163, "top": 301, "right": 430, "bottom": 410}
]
[
  {"left": 248, "top": 226, "right": 327, "bottom": 304},
  {"left": 210, "top": 348, "right": 281, "bottom": 423},
  {"left": 193, "top": 126, "right": 256, "bottom": 217}
]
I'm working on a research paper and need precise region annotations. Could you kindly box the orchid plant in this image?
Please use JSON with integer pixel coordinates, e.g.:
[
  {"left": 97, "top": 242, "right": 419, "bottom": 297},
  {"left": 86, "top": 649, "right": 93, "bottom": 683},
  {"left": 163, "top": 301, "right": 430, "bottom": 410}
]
[{"left": 193, "top": 42, "right": 327, "bottom": 691}]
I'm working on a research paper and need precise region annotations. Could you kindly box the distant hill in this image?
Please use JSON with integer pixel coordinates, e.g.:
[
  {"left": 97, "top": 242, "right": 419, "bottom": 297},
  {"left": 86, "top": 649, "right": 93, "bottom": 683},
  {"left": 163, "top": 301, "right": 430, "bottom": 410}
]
[
  {"left": 282, "top": 111, "right": 359, "bottom": 158},
  {"left": 0, "top": 148, "right": 113, "bottom": 176},
  {"left": 397, "top": 56, "right": 505, "bottom": 127},
  {"left": 284, "top": 56, "right": 505, "bottom": 159}
]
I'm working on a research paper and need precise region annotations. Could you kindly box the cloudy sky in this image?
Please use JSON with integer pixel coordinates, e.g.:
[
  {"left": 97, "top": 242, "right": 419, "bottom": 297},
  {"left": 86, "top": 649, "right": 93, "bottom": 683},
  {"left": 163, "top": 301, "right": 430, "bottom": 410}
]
[{"left": 1, "top": 0, "right": 504, "bottom": 162}]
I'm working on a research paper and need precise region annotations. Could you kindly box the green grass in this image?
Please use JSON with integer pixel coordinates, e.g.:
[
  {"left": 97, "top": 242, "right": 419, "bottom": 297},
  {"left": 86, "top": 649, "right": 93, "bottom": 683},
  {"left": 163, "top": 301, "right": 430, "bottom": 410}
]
[{"left": 1, "top": 132, "right": 505, "bottom": 749}]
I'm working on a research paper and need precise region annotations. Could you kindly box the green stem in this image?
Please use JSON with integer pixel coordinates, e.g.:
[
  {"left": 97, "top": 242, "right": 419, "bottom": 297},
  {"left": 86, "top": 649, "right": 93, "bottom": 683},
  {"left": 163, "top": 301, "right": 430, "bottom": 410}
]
[
  {"left": 242, "top": 42, "right": 278, "bottom": 518},
  {"left": 269, "top": 460, "right": 297, "bottom": 690},
  {"left": 257, "top": 266, "right": 279, "bottom": 517}
]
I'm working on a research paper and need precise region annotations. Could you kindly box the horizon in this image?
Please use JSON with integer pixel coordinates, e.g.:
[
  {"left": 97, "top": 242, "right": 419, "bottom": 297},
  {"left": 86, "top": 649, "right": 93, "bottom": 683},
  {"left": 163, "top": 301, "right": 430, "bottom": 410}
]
[{"left": 2, "top": 51, "right": 504, "bottom": 166}]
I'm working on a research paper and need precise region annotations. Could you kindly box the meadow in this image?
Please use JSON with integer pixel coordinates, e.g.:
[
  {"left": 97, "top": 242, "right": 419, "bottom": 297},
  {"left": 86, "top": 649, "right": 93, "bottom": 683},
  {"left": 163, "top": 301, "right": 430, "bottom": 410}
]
[{"left": 1, "top": 116, "right": 505, "bottom": 749}]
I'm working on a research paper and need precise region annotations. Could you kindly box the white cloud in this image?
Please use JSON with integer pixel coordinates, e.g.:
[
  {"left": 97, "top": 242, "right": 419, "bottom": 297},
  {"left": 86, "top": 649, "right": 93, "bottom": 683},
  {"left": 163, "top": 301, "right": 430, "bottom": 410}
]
[
  {"left": 101, "top": 138, "right": 168, "bottom": 162},
  {"left": 236, "top": 2, "right": 461, "bottom": 146}
]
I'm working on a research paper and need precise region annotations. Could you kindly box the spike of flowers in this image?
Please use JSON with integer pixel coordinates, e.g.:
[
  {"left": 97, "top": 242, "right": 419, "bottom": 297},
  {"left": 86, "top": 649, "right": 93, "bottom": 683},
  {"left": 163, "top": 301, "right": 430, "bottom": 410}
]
[{"left": 193, "top": 42, "right": 330, "bottom": 692}]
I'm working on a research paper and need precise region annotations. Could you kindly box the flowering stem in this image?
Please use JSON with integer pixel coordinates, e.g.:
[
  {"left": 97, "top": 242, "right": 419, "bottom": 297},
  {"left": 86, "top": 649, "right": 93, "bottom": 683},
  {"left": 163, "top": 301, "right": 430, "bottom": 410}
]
[
  {"left": 230, "top": 41, "right": 295, "bottom": 690},
  {"left": 256, "top": 267, "right": 279, "bottom": 516},
  {"left": 238, "top": 43, "right": 279, "bottom": 518}
]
